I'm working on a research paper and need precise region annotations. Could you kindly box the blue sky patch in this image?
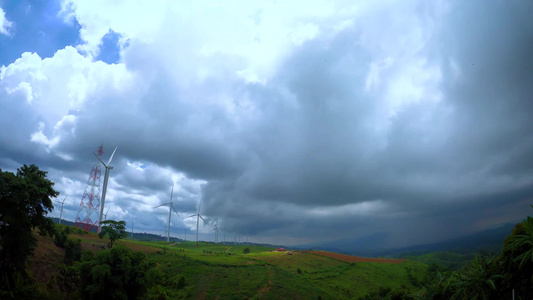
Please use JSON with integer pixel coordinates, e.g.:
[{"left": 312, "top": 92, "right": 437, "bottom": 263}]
[
  {"left": 0, "top": 0, "right": 80, "bottom": 66},
  {"left": 96, "top": 30, "right": 122, "bottom": 64}
]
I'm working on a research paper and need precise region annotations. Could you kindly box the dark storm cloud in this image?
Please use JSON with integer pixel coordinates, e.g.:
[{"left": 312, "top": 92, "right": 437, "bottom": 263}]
[
  {"left": 199, "top": 0, "right": 533, "bottom": 246},
  {"left": 2, "top": 0, "right": 533, "bottom": 247}
]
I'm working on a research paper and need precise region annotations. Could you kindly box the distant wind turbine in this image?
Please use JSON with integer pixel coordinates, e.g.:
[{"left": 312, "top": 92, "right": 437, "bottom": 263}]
[
  {"left": 154, "top": 185, "right": 180, "bottom": 242},
  {"left": 211, "top": 221, "right": 220, "bottom": 243},
  {"left": 103, "top": 207, "right": 110, "bottom": 221},
  {"left": 131, "top": 218, "right": 134, "bottom": 239},
  {"left": 220, "top": 227, "right": 227, "bottom": 245},
  {"left": 94, "top": 146, "right": 118, "bottom": 233},
  {"left": 185, "top": 200, "right": 206, "bottom": 245},
  {"left": 55, "top": 196, "right": 67, "bottom": 224}
]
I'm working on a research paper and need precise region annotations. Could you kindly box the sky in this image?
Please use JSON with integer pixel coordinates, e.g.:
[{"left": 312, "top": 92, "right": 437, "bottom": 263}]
[{"left": 1, "top": 0, "right": 533, "bottom": 249}]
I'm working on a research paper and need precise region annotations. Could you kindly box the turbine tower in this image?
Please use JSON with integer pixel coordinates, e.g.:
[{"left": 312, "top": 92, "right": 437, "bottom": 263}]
[
  {"left": 154, "top": 185, "right": 180, "bottom": 242},
  {"left": 94, "top": 146, "right": 118, "bottom": 233},
  {"left": 55, "top": 196, "right": 67, "bottom": 224},
  {"left": 185, "top": 200, "right": 205, "bottom": 245},
  {"left": 103, "top": 207, "right": 110, "bottom": 221},
  {"left": 75, "top": 145, "right": 103, "bottom": 232},
  {"left": 211, "top": 221, "right": 220, "bottom": 243}
]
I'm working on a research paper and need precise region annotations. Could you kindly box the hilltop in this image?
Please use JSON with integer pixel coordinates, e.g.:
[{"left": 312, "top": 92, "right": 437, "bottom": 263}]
[{"left": 28, "top": 224, "right": 427, "bottom": 299}]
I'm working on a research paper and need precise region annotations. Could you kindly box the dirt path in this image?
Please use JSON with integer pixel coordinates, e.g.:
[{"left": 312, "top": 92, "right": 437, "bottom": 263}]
[
  {"left": 197, "top": 273, "right": 215, "bottom": 300},
  {"left": 310, "top": 251, "right": 406, "bottom": 264},
  {"left": 256, "top": 265, "right": 273, "bottom": 298}
]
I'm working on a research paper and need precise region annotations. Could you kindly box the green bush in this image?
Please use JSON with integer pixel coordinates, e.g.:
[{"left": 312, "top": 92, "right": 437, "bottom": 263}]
[
  {"left": 76, "top": 244, "right": 153, "bottom": 300},
  {"left": 64, "top": 238, "right": 81, "bottom": 265}
]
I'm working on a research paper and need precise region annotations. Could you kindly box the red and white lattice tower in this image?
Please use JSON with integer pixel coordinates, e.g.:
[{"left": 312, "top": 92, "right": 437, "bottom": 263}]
[{"left": 75, "top": 145, "right": 103, "bottom": 232}]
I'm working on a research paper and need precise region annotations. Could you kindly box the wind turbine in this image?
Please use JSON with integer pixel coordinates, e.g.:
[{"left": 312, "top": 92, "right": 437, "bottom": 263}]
[
  {"left": 220, "top": 227, "right": 227, "bottom": 245},
  {"left": 55, "top": 196, "right": 67, "bottom": 224},
  {"left": 131, "top": 218, "right": 134, "bottom": 239},
  {"left": 94, "top": 146, "right": 118, "bottom": 233},
  {"left": 211, "top": 221, "right": 220, "bottom": 243},
  {"left": 185, "top": 200, "right": 205, "bottom": 245},
  {"left": 103, "top": 207, "right": 110, "bottom": 221},
  {"left": 154, "top": 185, "right": 180, "bottom": 242}
]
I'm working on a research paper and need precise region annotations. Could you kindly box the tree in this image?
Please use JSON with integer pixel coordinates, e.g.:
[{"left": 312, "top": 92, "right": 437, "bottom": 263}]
[
  {"left": 77, "top": 245, "right": 152, "bottom": 300},
  {"left": 504, "top": 208, "right": 533, "bottom": 270},
  {"left": 0, "top": 165, "right": 58, "bottom": 290},
  {"left": 99, "top": 220, "right": 127, "bottom": 248},
  {"left": 497, "top": 206, "right": 533, "bottom": 298},
  {"left": 450, "top": 254, "right": 501, "bottom": 300}
]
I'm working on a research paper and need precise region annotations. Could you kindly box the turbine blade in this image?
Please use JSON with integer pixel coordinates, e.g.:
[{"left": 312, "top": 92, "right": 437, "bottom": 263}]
[
  {"left": 94, "top": 152, "right": 107, "bottom": 167},
  {"left": 210, "top": 228, "right": 216, "bottom": 232},
  {"left": 170, "top": 184, "right": 174, "bottom": 202},
  {"left": 185, "top": 214, "right": 196, "bottom": 219},
  {"left": 107, "top": 146, "right": 118, "bottom": 165},
  {"left": 171, "top": 204, "right": 179, "bottom": 217},
  {"left": 62, "top": 195, "right": 67, "bottom": 204},
  {"left": 153, "top": 203, "right": 171, "bottom": 208},
  {"left": 198, "top": 200, "right": 202, "bottom": 214},
  {"left": 199, "top": 215, "right": 206, "bottom": 223}
]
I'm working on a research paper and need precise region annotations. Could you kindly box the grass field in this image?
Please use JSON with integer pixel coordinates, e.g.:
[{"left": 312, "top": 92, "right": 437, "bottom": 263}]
[{"left": 31, "top": 231, "right": 429, "bottom": 299}]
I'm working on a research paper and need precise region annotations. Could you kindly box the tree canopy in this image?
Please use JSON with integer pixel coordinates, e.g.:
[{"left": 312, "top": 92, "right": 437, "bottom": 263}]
[
  {"left": 0, "top": 164, "right": 58, "bottom": 291},
  {"left": 99, "top": 220, "right": 127, "bottom": 248}
]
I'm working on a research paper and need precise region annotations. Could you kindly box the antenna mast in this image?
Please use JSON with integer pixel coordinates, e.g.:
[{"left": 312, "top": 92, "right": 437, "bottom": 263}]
[{"left": 74, "top": 144, "right": 103, "bottom": 232}]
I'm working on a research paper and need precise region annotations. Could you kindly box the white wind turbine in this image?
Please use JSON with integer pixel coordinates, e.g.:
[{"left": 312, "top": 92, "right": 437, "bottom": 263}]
[
  {"left": 94, "top": 146, "right": 118, "bottom": 233},
  {"left": 154, "top": 185, "right": 180, "bottom": 242},
  {"left": 55, "top": 196, "right": 67, "bottom": 224},
  {"left": 220, "top": 227, "right": 228, "bottom": 245},
  {"left": 211, "top": 221, "right": 220, "bottom": 243},
  {"left": 103, "top": 207, "right": 110, "bottom": 221},
  {"left": 185, "top": 200, "right": 205, "bottom": 245}
]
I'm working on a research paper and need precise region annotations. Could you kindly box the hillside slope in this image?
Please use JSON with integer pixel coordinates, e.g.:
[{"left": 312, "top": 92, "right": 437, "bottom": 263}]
[{"left": 29, "top": 228, "right": 428, "bottom": 299}]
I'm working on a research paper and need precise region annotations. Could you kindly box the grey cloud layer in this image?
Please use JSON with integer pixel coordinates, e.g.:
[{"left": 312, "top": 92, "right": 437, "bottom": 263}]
[{"left": 1, "top": 0, "right": 532, "bottom": 247}]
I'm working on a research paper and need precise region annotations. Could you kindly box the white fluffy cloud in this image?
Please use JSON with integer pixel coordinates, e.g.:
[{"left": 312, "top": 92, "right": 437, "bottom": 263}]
[{"left": 0, "top": 6, "right": 12, "bottom": 35}]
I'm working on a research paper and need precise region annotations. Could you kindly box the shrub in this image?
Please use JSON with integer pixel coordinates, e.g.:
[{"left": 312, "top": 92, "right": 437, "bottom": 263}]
[{"left": 64, "top": 238, "right": 81, "bottom": 265}]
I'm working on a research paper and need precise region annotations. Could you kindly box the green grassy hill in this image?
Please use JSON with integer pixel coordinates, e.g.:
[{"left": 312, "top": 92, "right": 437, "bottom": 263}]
[{"left": 30, "top": 228, "right": 429, "bottom": 299}]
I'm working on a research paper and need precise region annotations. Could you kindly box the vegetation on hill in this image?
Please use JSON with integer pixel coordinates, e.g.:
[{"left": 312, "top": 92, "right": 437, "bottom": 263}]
[
  {"left": 0, "top": 165, "right": 58, "bottom": 298},
  {"left": 418, "top": 206, "right": 533, "bottom": 299}
]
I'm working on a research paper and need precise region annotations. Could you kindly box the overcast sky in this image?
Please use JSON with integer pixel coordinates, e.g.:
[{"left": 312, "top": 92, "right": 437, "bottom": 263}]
[{"left": 1, "top": 0, "right": 533, "bottom": 249}]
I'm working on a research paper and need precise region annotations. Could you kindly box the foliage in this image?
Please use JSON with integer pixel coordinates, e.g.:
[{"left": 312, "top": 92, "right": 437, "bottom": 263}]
[
  {"left": 504, "top": 214, "right": 533, "bottom": 269},
  {"left": 56, "top": 265, "right": 79, "bottom": 300},
  {"left": 0, "top": 165, "right": 58, "bottom": 291},
  {"left": 64, "top": 238, "right": 82, "bottom": 265},
  {"left": 54, "top": 227, "right": 69, "bottom": 248},
  {"left": 496, "top": 212, "right": 533, "bottom": 298},
  {"left": 450, "top": 254, "right": 501, "bottom": 300},
  {"left": 98, "top": 220, "right": 127, "bottom": 248},
  {"left": 77, "top": 245, "right": 153, "bottom": 300},
  {"left": 418, "top": 205, "right": 533, "bottom": 300},
  {"left": 243, "top": 247, "right": 250, "bottom": 254}
]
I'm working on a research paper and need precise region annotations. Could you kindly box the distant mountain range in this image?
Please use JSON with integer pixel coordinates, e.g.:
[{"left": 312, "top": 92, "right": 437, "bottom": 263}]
[
  {"left": 52, "top": 217, "right": 517, "bottom": 257},
  {"left": 302, "top": 222, "right": 517, "bottom": 257}
]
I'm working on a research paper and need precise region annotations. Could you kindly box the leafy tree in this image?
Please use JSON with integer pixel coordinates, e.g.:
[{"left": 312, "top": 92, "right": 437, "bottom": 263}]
[
  {"left": 0, "top": 165, "right": 58, "bottom": 291},
  {"left": 98, "top": 220, "right": 127, "bottom": 248},
  {"left": 243, "top": 247, "right": 250, "bottom": 254},
  {"left": 450, "top": 254, "right": 501, "bottom": 300},
  {"left": 77, "top": 245, "right": 152, "bottom": 300},
  {"left": 497, "top": 207, "right": 533, "bottom": 298},
  {"left": 504, "top": 209, "right": 533, "bottom": 270}
]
